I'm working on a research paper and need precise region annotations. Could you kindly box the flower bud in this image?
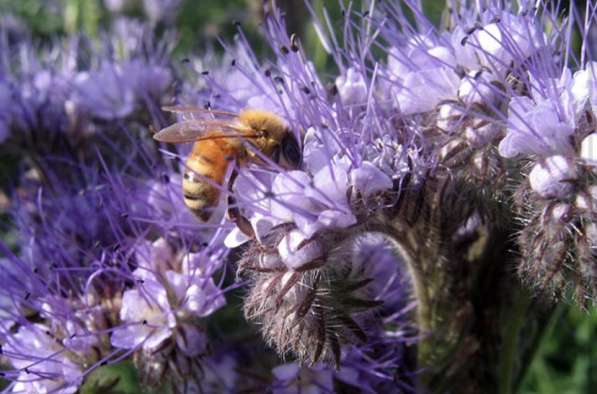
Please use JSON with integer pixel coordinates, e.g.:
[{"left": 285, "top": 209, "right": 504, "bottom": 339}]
[
  {"left": 436, "top": 101, "right": 464, "bottom": 132},
  {"left": 335, "top": 67, "right": 368, "bottom": 106},
  {"left": 580, "top": 133, "right": 597, "bottom": 164},
  {"left": 465, "top": 122, "right": 500, "bottom": 147},
  {"left": 277, "top": 230, "right": 323, "bottom": 270},
  {"left": 575, "top": 186, "right": 597, "bottom": 211},
  {"left": 529, "top": 155, "right": 577, "bottom": 199},
  {"left": 458, "top": 70, "right": 498, "bottom": 105}
]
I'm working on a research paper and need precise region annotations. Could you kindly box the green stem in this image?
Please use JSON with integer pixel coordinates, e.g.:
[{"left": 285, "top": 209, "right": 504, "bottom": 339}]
[
  {"left": 498, "top": 288, "right": 531, "bottom": 394},
  {"left": 381, "top": 233, "right": 436, "bottom": 391},
  {"left": 401, "top": 247, "right": 431, "bottom": 333}
]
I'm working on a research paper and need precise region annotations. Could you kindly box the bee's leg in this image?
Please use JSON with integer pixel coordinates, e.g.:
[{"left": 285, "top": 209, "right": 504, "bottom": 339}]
[{"left": 227, "top": 169, "right": 256, "bottom": 239}]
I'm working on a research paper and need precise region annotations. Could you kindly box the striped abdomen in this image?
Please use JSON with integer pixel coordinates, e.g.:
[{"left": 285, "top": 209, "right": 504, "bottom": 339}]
[{"left": 183, "top": 138, "right": 234, "bottom": 221}]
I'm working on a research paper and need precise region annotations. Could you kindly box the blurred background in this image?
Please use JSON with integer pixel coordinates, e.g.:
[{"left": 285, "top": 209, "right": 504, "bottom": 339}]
[{"left": 0, "top": 0, "right": 594, "bottom": 392}]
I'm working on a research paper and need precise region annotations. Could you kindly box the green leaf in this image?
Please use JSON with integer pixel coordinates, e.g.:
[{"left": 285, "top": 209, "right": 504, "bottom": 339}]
[{"left": 80, "top": 361, "right": 142, "bottom": 394}]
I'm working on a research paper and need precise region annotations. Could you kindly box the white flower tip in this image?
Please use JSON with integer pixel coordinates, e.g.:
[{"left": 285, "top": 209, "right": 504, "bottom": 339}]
[
  {"left": 550, "top": 203, "right": 572, "bottom": 222},
  {"left": 259, "top": 253, "right": 284, "bottom": 270},
  {"left": 529, "top": 155, "right": 577, "bottom": 199},
  {"left": 575, "top": 186, "right": 597, "bottom": 210},
  {"left": 580, "top": 133, "right": 597, "bottom": 162},
  {"left": 427, "top": 46, "right": 456, "bottom": 67},
  {"left": 277, "top": 230, "right": 322, "bottom": 270},
  {"left": 224, "top": 227, "right": 251, "bottom": 249}
]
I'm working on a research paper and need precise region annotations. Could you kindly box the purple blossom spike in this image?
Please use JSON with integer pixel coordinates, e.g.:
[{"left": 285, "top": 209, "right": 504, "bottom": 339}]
[{"left": 0, "top": 127, "right": 228, "bottom": 389}]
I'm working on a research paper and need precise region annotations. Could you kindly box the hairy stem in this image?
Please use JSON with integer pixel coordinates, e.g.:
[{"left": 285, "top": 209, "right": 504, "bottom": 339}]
[{"left": 395, "top": 241, "right": 431, "bottom": 332}]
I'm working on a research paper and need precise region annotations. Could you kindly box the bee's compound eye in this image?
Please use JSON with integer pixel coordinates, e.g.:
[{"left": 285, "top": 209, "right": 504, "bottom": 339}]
[
  {"left": 271, "top": 145, "right": 281, "bottom": 164},
  {"left": 282, "top": 133, "right": 302, "bottom": 168}
]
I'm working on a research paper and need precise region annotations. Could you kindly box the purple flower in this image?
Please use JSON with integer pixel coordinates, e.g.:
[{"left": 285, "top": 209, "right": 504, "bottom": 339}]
[
  {"left": 499, "top": 72, "right": 577, "bottom": 158},
  {"left": 457, "top": 70, "right": 500, "bottom": 106},
  {"left": 379, "top": 7, "right": 545, "bottom": 117},
  {"left": 334, "top": 345, "right": 408, "bottom": 394},
  {"left": 348, "top": 232, "right": 411, "bottom": 310},
  {"left": 271, "top": 339, "right": 409, "bottom": 394},
  {"left": 468, "top": 10, "right": 544, "bottom": 73},
  {"left": 0, "top": 132, "right": 226, "bottom": 388},
  {"left": 387, "top": 42, "right": 461, "bottom": 115},
  {"left": 16, "top": 70, "right": 74, "bottom": 138},
  {"left": 111, "top": 277, "right": 178, "bottom": 351},
  {"left": 73, "top": 62, "right": 137, "bottom": 120},
  {"left": 224, "top": 169, "right": 289, "bottom": 248},
  {"left": 111, "top": 238, "right": 226, "bottom": 352},
  {"left": 271, "top": 363, "right": 334, "bottom": 394},
  {"left": 224, "top": 118, "right": 396, "bottom": 247},
  {"left": 225, "top": 161, "right": 358, "bottom": 247},
  {"left": 271, "top": 163, "right": 357, "bottom": 239},
  {"left": 268, "top": 159, "right": 392, "bottom": 242},
  {"left": 3, "top": 323, "right": 84, "bottom": 394},
  {"left": 277, "top": 229, "right": 323, "bottom": 270},
  {"left": 123, "top": 60, "right": 172, "bottom": 101},
  {"left": 336, "top": 67, "right": 368, "bottom": 106},
  {"left": 6, "top": 0, "right": 596, "bottom": 391}
]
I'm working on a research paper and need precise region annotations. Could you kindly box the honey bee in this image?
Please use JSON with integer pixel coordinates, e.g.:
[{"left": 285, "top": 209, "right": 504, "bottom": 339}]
[{"left": 153, "top": 106, "right": 302, "bottom": 232}]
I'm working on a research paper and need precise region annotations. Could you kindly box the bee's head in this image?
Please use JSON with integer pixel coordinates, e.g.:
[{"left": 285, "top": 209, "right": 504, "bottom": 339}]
[{"left": 239, "top": 109, "right": 302, "bottom": 169}]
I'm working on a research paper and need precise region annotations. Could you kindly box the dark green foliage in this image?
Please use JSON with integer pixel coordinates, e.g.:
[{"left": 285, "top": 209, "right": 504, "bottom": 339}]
[
  {"left": 520, "top": 306, "right": 597, "bottom": 394},
  {"left": 80, "top": 361, "right": 143, "bottom": 394}
]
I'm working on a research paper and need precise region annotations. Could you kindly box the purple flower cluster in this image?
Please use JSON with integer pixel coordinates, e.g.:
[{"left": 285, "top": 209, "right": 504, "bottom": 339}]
[
  {"left": 104, "top": 0, "right": 183, "bottom": 25},
  {"left": 0, "top": 16, "right": 229, "bottom": 393},
  {"left": 0, "top": 20, "right": 173, "bottom": 152},
  {"left": 0, "top": 152, "right": 229, "bottom": 391}
]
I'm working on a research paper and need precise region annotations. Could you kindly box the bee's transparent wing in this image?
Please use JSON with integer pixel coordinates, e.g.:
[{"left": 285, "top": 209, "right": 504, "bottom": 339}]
[
  {"left": 153, "top": 119, "right": 257, "bottom": 144},
  {"left": 162, "top": 105, "right": 238, "bottom": 121}
]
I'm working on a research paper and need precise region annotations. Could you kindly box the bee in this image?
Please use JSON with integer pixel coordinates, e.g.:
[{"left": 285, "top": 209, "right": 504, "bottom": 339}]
[{"left": 153, "top": 106, "right": 302, "bottom": 232}]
